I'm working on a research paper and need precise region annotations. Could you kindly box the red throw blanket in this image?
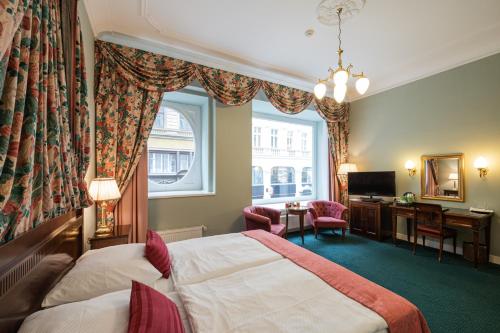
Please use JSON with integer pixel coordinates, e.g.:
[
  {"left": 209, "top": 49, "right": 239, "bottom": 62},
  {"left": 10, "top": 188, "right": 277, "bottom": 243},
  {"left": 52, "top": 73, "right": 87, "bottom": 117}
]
[{"left": 243, "top": 230, "right": 430, "bottom": 333}]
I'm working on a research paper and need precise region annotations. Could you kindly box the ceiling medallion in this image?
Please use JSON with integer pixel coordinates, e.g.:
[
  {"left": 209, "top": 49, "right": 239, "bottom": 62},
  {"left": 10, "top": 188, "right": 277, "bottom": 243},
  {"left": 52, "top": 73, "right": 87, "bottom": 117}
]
[
  {"left": 317, "top": 0, "right": 366, "bottom": 26},
  {"left": 313, "top": 6, "right": 369, "bottom": 103}
]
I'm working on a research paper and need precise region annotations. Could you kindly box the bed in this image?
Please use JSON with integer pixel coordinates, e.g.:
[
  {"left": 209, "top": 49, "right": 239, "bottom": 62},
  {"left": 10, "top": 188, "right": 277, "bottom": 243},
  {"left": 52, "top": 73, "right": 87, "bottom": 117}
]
[{"left": 0, "top": 212, "right": 429, "bottom": 333}]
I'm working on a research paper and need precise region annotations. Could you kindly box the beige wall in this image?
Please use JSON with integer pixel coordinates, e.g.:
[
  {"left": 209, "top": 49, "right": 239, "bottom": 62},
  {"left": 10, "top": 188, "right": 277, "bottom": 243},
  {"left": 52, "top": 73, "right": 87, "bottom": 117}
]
[
  {"left": 349, "top": 53, "right": 500, "bottom": 257},
  {"left": 149, "top": 103, "right": 252, "bottom": 236},
  {"left": 78, "top": 2, "right": 96, "bottom": 251}
]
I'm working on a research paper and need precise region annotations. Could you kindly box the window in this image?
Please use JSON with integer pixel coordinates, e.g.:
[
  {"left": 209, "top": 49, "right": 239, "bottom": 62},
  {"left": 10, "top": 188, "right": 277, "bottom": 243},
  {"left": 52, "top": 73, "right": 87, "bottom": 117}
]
[
  {"left": 252, "top": 166, "right": 264, "bottom": 199},
  {"left": 301, "top": 132, "right": 308, "bottom": 152},
  {"left": 253, "top": 127, "right": 261, "bottom": 147},
  {"left": 148, "top": 89, "right": 215, "bottom": 197},
  {"left": 252, "top": 114, "right": 315, "bottom": 204},
  {"left": 287, "top": 131, "right": 293, "bottom": 150},
  {"left": 270, "top": 129, "right": 278, "bottom": 148},
  {"left": 153, "top": 109, "right": 165, "bottom": 129}
]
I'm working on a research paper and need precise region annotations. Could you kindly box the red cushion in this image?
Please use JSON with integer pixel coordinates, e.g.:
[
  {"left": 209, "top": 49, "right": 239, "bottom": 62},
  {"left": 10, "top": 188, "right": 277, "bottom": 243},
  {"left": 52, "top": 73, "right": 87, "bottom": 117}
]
[
  {"left": 270, "top": 223, "right": 286, "bottom": 237},
  {"left": 145, "top": 230, "right": 171, "bottom": 278},
  {"left": 314, "top": 216, "right": 348, "bottom": 229},
  {"left": 128, "top": 281, "right": 185, "bottom": 333}
]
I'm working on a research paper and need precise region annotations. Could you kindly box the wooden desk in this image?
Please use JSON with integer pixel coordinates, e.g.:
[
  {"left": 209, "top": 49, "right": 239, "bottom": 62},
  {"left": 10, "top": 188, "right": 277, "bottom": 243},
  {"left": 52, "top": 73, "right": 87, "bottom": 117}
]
[
  {"left": 89, "top": 225, "right": 131, "bottom": 250},
  {"left": 391, "top": 205, "right": 493, "bottom": 267},
  {"left": 285, "top": 207, "right": 308, "bottom": 244}
]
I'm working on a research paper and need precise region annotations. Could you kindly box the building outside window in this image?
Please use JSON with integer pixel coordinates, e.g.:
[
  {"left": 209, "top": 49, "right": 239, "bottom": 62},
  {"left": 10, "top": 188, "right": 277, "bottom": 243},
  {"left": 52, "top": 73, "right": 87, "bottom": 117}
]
[
  {"left": 252, "top": 115, "right": 315, "bottom": 203},
  {"left": 252, "top": 166, "right": 264, "bottom": 199},
  {"left": 253, "top": 127, "right": 261, "bottom": 147},
  {"left": 287, "top": 131, "right": 293, "bottom": 151},
  {"left": 270, "top": 128, "right": 278, "bottom": 148}
]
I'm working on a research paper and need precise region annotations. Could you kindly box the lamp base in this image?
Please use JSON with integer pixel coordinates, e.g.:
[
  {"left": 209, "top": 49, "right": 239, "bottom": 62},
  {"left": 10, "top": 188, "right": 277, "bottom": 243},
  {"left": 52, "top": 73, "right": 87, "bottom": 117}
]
[{"left": 94, "top": 224, "right": 113, "bottom": 238}]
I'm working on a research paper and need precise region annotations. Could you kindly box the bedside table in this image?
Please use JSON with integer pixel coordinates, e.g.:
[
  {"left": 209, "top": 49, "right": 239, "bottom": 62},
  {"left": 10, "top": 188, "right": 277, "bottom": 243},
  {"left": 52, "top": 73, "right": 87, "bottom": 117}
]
[{"left": 89, "top": 225, "right": 131, "bottom": 250}]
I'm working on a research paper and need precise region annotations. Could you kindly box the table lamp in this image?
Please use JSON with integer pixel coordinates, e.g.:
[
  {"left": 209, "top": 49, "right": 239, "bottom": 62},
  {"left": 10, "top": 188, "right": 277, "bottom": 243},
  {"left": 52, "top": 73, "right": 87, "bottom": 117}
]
[{"left": 89, "top": 178, "right": 121, "bottom": 237}]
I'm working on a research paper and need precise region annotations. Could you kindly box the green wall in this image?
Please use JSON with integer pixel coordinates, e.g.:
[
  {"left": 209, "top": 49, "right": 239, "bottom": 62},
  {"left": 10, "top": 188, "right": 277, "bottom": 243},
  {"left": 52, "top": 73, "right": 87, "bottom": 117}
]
[
  {"left": 148, "top": 103, "right": 252, "bottom": 236},
  {"left": 350, "top": 53, "right": 500, "bottom": 258}
]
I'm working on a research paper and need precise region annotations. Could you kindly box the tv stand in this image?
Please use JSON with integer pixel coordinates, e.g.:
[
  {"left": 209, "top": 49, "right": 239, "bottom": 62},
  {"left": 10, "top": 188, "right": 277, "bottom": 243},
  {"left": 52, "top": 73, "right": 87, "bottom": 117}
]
[
  {"left": 360, "top": 196, "right": 382, "bottom": 203},
  {"left": 349, "top": 199, "right": 392, "bottom": 241}
]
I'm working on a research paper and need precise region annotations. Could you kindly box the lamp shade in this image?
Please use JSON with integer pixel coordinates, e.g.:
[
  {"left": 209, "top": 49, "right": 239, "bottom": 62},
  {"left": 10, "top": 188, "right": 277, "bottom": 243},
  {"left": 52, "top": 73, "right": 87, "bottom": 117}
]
[
  {"left": 338, "top": 163, "right": 358, "bottom": 175},
  {"left": 448, "top": 173, "right": 459, "bottom": 180},
  {"left": 89, "top": 178, "right": 121, "bottom": 201},
  {"left": 405, "top": 160, "right": 416, "bottom": 170},
  {"left": 474, "top": 156, "right": 488, "bottom": 169}
]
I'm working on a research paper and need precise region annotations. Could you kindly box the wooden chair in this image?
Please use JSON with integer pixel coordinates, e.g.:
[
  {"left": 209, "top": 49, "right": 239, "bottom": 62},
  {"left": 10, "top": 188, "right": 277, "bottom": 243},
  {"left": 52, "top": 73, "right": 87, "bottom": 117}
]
[{"left": 413, "top": 203, "right": 457, "bottom": 262}]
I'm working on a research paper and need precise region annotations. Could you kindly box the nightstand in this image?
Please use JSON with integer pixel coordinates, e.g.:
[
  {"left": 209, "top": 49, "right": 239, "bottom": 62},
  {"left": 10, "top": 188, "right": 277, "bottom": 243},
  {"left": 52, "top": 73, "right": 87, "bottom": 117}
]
[{"left": 89, "top": 225, "right": 131, "bottom": 250}]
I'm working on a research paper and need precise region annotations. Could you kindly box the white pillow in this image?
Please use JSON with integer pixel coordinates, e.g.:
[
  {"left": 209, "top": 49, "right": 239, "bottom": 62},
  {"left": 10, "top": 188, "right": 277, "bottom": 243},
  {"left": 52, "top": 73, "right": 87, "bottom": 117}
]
[
  {"left": 42, "top": 243, "right": 163, "bottom": 307},
  {"left": 20, "top": 290, "right": 130, "bottom": 333}
]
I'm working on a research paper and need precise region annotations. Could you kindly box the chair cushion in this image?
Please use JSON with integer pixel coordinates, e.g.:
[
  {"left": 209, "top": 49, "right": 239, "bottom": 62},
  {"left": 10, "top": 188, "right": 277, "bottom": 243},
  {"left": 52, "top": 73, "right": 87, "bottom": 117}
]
[
  {"left": 417, "top": 225, "right": 457, "bottom": 237},
  {"left": 314, "top": 217, "right": 348, "bottom": 229},
  {"left": 270, "top": 223, "right": 286, "bottom": 237}
]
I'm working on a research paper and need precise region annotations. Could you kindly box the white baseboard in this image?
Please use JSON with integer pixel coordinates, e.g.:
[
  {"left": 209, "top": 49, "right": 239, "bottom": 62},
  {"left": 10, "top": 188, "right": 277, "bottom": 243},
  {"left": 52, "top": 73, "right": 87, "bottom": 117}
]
[{"left": 396, "top": 233, "right": 500, "bottom": 265}]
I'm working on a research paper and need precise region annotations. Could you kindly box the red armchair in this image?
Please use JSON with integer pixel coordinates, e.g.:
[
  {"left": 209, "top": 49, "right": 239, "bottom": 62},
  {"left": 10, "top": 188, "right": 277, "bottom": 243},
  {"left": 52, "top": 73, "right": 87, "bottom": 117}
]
[
  {"left": 243, "top": 206, "right": 286, "bottom": 237},
  {"left": 308, "top": 200, "right": 348, "bottom": 239}
]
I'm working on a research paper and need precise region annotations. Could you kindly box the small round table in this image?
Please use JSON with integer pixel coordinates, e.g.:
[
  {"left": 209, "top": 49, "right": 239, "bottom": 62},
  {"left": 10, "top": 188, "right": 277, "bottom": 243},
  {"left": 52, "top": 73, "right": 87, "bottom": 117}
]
[{"left": 285, "top": 207, "right": 308, "bottom": 244}]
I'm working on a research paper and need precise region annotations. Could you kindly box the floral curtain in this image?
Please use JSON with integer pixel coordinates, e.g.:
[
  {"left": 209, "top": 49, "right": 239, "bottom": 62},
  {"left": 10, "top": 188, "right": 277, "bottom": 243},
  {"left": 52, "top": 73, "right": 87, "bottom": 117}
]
[
  {"left": 95, "top": 41, "right": 350, "bottom": 228},
  {"left": 0, "top": 0, "right": 29, "bottom": 60},
  {"left": 262, "top": 81, "right": 314, "bottom": 114},
  {"left": 196, "top": 65, "right": 261, "bottom": 105},
  {"left": 0, "top": 0, "right": 91, "bottom": 243}
]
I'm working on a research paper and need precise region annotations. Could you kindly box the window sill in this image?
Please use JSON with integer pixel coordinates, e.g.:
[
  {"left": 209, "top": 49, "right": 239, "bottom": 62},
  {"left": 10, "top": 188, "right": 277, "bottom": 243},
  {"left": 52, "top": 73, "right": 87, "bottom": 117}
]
[
  {"left": 256, "top": 200, "right": 312, "bottom": 211},
  {"left": 148, "top": 191, "right": 215, "bottom": 200}
]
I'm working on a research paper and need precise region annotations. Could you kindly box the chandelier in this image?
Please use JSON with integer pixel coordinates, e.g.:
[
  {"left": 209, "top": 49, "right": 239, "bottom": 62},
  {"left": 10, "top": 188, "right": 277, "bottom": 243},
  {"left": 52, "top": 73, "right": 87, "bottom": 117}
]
[{"left": 314, "top": 7, "right": 370, "bottom": 103}]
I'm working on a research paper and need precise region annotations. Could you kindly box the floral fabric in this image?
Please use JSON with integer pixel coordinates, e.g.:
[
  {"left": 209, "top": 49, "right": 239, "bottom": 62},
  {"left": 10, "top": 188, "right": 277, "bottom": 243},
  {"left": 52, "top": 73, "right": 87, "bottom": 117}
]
[
  {"left": 326, "top": 108, "right": 350, "bottom": 206},
  {"left": 0, "top": 0, "right": 91, "bottom": 243},
  {"left": 196, "top": 65, "right": 261, "bottom": 105},
  {"left": 262, "top": 81, "right": 313, "bottom": 114},
  {"left": 0, "top": 0, "right": 29, "bottom": 59}
]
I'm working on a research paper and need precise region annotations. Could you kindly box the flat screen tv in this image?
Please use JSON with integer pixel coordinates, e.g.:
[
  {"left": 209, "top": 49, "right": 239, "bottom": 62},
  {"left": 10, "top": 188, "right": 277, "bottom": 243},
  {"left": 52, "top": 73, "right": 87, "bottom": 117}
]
[{"left": 347, "top": 171, "right": 396, "bottom": 198}]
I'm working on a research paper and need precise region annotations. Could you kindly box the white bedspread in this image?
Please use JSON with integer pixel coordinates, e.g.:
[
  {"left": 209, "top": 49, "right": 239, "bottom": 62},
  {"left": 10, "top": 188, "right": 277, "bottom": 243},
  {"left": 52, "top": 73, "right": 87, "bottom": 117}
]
[
  {"left": 168, "top": 233, "right": 283, "bottom": 286},
  {"left": 177, "top": 259, "right": 388, "bottom": 333}
]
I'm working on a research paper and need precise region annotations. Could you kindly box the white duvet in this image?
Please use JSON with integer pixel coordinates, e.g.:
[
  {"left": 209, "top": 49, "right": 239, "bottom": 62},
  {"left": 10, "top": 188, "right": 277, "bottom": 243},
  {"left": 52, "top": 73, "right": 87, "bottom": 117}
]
[
  {"left": 176, "top": 259, "right": 388, "bottom": 333},
  {"left": 168, "top": 233, "right": 283, "bottom": 286}
]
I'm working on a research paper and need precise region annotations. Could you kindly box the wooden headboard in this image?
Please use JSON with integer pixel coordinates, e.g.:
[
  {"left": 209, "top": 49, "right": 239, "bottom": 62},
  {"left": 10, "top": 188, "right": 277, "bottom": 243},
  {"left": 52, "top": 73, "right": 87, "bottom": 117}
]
[{"left": 0, "top": 210, "right": 83, "bottom": 332}]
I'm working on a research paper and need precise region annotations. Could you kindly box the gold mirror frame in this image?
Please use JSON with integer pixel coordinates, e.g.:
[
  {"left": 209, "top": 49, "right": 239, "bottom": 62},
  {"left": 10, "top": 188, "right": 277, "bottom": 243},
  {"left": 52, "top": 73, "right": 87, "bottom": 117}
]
[{"left": 420, "top": 153, "right": 465, "bottom": 202}]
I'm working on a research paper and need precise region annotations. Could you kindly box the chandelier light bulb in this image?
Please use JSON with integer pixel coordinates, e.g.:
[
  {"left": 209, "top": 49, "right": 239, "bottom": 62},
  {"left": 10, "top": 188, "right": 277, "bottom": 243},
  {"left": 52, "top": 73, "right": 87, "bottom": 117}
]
[
  {"left": 314, "top": 82, "right": 327, "bottom": 99},
  {"left": 356, "top": 77, "right": 370, "bottom": 95},
  {"left": 333, "top": 70, "right": 348, "bottom": 85},
  {"left": 333, "top": 84, "right": 347, "bottom": 103}
]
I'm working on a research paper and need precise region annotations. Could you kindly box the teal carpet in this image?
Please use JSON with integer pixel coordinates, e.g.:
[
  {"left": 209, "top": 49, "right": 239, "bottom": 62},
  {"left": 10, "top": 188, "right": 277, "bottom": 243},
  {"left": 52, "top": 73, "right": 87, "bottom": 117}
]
[{"left": 287, "top": 230, "right": 500, "bottom": 333}]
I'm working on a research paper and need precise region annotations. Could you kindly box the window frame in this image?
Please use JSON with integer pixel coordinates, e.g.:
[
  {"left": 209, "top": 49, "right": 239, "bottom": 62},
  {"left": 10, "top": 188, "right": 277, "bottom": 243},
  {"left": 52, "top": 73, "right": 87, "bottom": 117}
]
[
  {"left": 148, "top": 88, "right": 216, "bottom": 199},
  {"left": 251, "top": 112, "right": 318, "bottom": 205}
]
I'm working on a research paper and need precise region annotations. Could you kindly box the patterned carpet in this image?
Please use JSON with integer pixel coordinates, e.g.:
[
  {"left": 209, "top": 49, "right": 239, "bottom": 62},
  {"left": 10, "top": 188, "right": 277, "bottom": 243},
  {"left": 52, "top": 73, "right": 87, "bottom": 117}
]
[{"left": 287, "top": 230, "right": 500, "bottom": 333}]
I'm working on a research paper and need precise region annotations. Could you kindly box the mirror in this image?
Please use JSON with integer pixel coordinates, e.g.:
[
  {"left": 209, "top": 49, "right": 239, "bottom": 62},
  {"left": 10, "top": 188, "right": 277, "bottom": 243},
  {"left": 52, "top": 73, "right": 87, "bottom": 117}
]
[{"left": 421, "top": 154, "right": 464, "bottom": 202}]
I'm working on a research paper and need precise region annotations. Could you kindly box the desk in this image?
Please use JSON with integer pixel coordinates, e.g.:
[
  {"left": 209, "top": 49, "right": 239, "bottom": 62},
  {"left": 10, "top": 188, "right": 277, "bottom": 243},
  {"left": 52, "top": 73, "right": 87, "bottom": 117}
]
[
  {"left": 391, "top": 205, "right": 492, "bottom": 267},
  {"left": 285, "top": 207, "right": 308, "bottom": 244}
]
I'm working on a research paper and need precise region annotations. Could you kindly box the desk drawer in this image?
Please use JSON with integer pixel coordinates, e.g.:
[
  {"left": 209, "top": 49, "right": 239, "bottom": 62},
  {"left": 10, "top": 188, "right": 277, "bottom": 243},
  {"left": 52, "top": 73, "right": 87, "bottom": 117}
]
[{"left": 445, "top": 217, "right": 475, "bottom": 228}]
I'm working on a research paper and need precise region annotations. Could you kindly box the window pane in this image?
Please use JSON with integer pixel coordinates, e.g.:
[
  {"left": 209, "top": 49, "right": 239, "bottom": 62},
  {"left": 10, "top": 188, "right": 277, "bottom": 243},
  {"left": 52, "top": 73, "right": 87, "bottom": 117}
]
[
  {"left": 252, "top": 116, "right": 314, "bottom": 202},
  {"left": 148, "top": 108, "right": 194, "bottom": 185}
]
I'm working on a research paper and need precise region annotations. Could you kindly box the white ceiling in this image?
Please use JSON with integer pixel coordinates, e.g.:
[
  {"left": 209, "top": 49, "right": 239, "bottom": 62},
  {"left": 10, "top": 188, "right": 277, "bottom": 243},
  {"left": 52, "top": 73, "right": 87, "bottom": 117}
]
[{"left": 83, "top": 0, "right": 500, "bottom": 101}]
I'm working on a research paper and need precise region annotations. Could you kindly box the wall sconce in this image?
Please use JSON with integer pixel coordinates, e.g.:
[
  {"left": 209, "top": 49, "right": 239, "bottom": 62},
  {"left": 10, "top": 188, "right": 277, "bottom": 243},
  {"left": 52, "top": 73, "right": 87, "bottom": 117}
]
[
  {"left": 405, "top": 160, "right": 416, "bottom": 176},
  {"left": 474, "top": 156, "right": 489, "bottom": 178}
]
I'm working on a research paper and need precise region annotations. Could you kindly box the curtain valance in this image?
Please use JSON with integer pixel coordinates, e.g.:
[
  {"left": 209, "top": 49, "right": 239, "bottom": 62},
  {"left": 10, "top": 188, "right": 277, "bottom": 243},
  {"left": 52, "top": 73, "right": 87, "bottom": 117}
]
[{"left": 95, "top": 40, "right": 349, "bottom": 122}]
